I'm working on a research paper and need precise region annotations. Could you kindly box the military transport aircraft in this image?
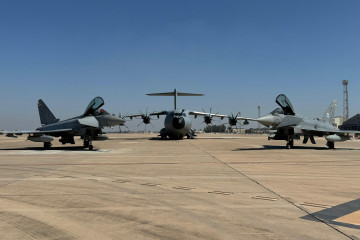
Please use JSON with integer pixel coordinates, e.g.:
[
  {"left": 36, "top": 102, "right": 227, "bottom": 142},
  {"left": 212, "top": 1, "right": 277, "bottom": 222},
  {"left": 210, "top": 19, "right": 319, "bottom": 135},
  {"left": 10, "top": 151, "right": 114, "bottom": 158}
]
[
  {"left": 237, "top": 94, "right": 359, "bottom": 149},
  {"left": 0, "top": 97, "right": 125, "bottom": 150},
  {"left": 127, "top": 89, "right": 226, "bottom": 139}
]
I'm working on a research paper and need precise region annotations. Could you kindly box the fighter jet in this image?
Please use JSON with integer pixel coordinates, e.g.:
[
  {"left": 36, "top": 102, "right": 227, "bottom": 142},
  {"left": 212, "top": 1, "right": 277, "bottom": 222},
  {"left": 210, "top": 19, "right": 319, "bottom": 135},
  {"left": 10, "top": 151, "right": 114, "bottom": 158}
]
[
  {"left": 237, "top": 94, "right": 359, "bottom": 149},
  {"left": 0, "top": 97, "right": 125, "bottom": 150},
  {"left": 127, "top": 89, "right": 226, "bottom": 139}
]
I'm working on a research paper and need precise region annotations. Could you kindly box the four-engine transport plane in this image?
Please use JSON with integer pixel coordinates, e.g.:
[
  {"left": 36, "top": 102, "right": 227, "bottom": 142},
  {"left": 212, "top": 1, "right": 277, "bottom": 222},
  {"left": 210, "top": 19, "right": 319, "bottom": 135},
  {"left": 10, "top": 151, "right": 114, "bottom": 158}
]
[
  {"left": 0, "top": 97, "right": 125, "bottom": 150},
  {"left": 127, "top": 89, "right": 226, "bottom": 140},
  {"left": 237, "top": 94, "right": 360, "bottom": 149}
]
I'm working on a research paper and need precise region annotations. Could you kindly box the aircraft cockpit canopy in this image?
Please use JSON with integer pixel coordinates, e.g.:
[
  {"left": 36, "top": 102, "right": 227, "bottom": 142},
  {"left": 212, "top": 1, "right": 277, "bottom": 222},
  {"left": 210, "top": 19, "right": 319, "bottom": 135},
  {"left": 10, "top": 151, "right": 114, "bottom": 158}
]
[
  {"left": 270, "top": 108, "right": 284, "bottom": 115},
  {"left": 84, "top": 97, "right": 105, "bottom": 116},
  {"left": 275, "top": 94, "right": 295, "bottom": 115},
  {"left": 173, "top": 110, "right": 186, "bottom": 117}
]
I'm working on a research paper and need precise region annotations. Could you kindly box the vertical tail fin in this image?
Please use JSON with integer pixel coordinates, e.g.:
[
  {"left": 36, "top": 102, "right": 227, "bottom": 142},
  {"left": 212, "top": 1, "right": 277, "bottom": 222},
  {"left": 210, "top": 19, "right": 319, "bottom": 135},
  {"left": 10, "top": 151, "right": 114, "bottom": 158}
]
[
  {"left": 322, "top": 100, "right": 337, "bottom": 123},
  {"left": 38, "top": 99, "right": 59, "bottom": 125}
]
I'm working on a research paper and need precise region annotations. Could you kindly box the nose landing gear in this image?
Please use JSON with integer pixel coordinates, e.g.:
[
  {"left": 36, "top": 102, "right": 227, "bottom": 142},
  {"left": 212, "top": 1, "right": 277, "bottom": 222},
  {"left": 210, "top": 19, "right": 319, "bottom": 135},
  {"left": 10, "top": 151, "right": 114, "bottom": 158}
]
[{"left": 83, "top": 136, "right": 94, "bottom": 150}]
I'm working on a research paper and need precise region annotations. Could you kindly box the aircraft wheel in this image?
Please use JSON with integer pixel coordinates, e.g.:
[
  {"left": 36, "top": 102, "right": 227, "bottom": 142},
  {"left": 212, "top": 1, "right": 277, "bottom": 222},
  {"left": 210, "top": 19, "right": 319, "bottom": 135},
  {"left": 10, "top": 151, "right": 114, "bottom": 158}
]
[
  {"left": 89, "top": 145, "right": 94, "bottom": 151},
  {"left": 84, "top": 141, "right": 89, "bottom": 148},
  {"left": 44, "top": 142, "right": 52, "bottom": 149},
  {"left": 286, "top": 143, "right": 291, "bottom": 149}
]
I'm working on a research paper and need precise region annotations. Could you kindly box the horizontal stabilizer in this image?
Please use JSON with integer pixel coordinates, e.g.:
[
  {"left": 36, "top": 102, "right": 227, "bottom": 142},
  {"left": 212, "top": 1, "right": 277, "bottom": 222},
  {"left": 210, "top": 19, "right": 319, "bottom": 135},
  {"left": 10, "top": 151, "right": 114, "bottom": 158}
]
[
  {"left": 146, "top": 89, "right": 203, "bottom": 109},
  {"left": 147, "top": 92, "right": 203, "bottom": 96}
]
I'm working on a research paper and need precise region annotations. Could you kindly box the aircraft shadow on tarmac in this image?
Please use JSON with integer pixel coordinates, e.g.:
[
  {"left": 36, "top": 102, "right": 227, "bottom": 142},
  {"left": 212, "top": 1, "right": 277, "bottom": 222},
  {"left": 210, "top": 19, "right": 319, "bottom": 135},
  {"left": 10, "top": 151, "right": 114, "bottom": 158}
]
[
  {"left": 232, "top": 145, "right": 359, "bottom": 151},
  {"left": 0, "top": 146, "right": 96, "bottom": 151},
  {"left": 301, "top": 198, "right": 360, "bottom": 230},
  {"left": 149, "top": 137, "right": 182, "bottom": 141}
]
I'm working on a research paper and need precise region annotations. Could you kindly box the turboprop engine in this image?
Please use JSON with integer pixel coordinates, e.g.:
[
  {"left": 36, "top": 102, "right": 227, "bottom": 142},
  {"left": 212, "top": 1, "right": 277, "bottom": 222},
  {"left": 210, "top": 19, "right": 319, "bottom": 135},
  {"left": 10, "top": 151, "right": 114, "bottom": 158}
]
[
  {"left": 325, "top": 134, "right": 350, "bottom": 142},
  {"left": 27, "top": 135, "right": 54, "bottom": 143}
]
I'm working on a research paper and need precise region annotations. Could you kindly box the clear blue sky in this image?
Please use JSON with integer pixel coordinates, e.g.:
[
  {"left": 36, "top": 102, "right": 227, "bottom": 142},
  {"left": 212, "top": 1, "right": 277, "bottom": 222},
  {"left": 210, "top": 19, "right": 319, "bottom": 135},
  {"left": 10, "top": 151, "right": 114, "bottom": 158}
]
[{"left": 1, "top": 0, "right": 359, "bottom": 131}]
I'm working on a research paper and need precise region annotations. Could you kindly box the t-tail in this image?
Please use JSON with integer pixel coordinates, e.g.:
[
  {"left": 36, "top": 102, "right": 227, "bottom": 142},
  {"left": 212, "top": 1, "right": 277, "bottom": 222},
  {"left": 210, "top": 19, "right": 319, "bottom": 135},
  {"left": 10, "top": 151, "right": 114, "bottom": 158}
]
[
  {"left": 322, "top": 100, "right": 337, "bottom": 123},
  {"left": 38, "top": 99, "right": 59, "bottom": 125},
  {"left": 147, "top": 88, "right": 203, "bottom": 110}
]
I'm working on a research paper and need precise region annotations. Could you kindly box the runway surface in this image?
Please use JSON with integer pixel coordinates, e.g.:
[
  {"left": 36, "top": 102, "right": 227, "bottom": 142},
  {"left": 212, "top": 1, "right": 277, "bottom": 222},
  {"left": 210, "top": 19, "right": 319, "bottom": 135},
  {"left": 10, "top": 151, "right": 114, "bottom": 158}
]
[{"left": 0, "top": 133, "right": 359, "bottom": 240}]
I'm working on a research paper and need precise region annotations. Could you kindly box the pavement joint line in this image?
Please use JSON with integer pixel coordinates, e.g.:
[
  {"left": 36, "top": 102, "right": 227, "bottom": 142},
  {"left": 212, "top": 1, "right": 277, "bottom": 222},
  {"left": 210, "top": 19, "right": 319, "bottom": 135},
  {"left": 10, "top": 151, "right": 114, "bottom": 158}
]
[
  {"left": 208, "top": 191, "right": 234, "bottom": 195},
  {"left": 141, "top": 183, "right": 161, "bottom": 186},
  {"left": 252, "top": 196, "right": 278, "bottom": 201},
  {"left": 173, "top": 186, "right": 195, "bottom": 190},
  {"left": 300, "top": 202, "right": 333, "bottom": 208},
  {"left": 188, "top": 141, "right": 357, "bottom": 240}
]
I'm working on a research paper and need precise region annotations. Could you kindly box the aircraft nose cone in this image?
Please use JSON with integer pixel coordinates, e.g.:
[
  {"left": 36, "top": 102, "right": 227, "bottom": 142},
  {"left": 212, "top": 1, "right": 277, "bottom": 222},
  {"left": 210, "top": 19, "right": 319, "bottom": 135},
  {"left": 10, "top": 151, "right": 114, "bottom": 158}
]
[
  {"left": 172, "top": 117, "right": 185, "bottom": 129},
  {"left": 257, "top": 115, "right": 276, "bottom": 127},
  {"left": 105, "top": 115, "right": 125, "bottom": 127}
]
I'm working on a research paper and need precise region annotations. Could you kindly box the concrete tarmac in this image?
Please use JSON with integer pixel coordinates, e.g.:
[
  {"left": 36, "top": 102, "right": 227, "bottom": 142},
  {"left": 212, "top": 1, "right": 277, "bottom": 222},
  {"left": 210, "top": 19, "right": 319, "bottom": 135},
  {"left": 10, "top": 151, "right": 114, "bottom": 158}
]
[{"left": 0, "top": 133, "right": 359, "bottom": 240}]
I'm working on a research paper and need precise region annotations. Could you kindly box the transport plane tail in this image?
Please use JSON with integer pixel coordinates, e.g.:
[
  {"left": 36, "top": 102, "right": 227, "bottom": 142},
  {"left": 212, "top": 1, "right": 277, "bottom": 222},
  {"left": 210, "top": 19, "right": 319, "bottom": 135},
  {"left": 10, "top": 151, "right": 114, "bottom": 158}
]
[
  {"left": 322, "top": 100, "right": 337, "bottom": 123},
  {"left": 147, "top": 89, "right": 203, "bottom": 110}
]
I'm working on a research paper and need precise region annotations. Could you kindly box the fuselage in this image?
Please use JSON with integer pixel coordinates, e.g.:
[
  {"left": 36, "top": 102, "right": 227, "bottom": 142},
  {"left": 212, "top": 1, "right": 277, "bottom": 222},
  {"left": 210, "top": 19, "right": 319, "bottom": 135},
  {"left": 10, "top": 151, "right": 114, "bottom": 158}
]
[
  {"left": 37, "top": 111, "right": 124, "bottom": 138},
  {"left": 163, "top": 110, "right": 192, "bottom": 139},
  {"left": 258, "top": 113, "right": 336, "bottom": 133}
]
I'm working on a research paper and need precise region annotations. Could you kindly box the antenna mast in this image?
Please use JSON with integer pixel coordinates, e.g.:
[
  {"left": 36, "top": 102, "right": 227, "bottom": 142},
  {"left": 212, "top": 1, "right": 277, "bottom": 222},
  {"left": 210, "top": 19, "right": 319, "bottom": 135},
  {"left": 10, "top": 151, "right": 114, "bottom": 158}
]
[{"left": 342, "top": 80, "right": 349, "bottom": 121}]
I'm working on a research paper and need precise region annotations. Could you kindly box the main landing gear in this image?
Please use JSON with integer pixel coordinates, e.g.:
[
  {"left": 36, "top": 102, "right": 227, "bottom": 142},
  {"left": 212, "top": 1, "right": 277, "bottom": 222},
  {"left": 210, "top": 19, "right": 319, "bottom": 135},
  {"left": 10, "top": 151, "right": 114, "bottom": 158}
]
[
  {"left": 43, "top": 142, "right": 52, "bottom": 149},
  {"left": 326, "top": 141, "right": 335, "bottom": 149},
  {"left": 286, "top": 139, "right": 294, "bottom": 149}
]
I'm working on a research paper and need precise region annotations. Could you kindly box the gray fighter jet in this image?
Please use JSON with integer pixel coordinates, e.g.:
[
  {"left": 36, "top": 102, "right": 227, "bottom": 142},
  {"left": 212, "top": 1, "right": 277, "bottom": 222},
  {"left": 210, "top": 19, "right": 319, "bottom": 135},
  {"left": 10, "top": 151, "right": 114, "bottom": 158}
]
[
  {"left": 0, "top": 97, "right": 125, "bottom": 150},
  {"left": 127, "top": 89, "right": 225, "bottom": 139},
  {"left": 238, "top": 94, "right": 359, "bottom": 149}
]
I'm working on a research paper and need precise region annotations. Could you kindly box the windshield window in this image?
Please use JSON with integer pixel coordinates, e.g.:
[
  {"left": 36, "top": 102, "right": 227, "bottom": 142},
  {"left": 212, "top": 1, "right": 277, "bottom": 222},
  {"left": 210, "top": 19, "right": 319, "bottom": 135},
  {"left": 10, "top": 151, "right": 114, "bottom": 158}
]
[{"left": 270, "top": 108, "right": 284, "bottom": 115}]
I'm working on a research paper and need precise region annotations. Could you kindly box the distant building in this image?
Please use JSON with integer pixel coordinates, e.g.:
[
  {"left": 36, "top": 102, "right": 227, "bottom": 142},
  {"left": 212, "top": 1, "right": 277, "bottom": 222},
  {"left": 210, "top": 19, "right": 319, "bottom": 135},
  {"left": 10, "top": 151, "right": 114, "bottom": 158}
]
[
  {"left": 332, "top": 116, "right": 344, "bottom": 128},
  {"left": 229, "top": 128, "right": 246, "bottom": 134},
  {"left": 340, "top": 114, "right": 360, "bottom": 131}
]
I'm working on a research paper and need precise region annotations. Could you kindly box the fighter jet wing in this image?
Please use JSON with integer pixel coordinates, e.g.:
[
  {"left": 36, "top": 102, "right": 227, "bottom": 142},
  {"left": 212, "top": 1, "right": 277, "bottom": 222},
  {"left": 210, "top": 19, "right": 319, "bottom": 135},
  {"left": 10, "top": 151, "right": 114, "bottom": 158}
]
[
  {"left": 0, "top": 129, "right": 73, "bottom": 136},
  {"left": 189, "top": 111, "right": 227, "bottom": 118}
]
